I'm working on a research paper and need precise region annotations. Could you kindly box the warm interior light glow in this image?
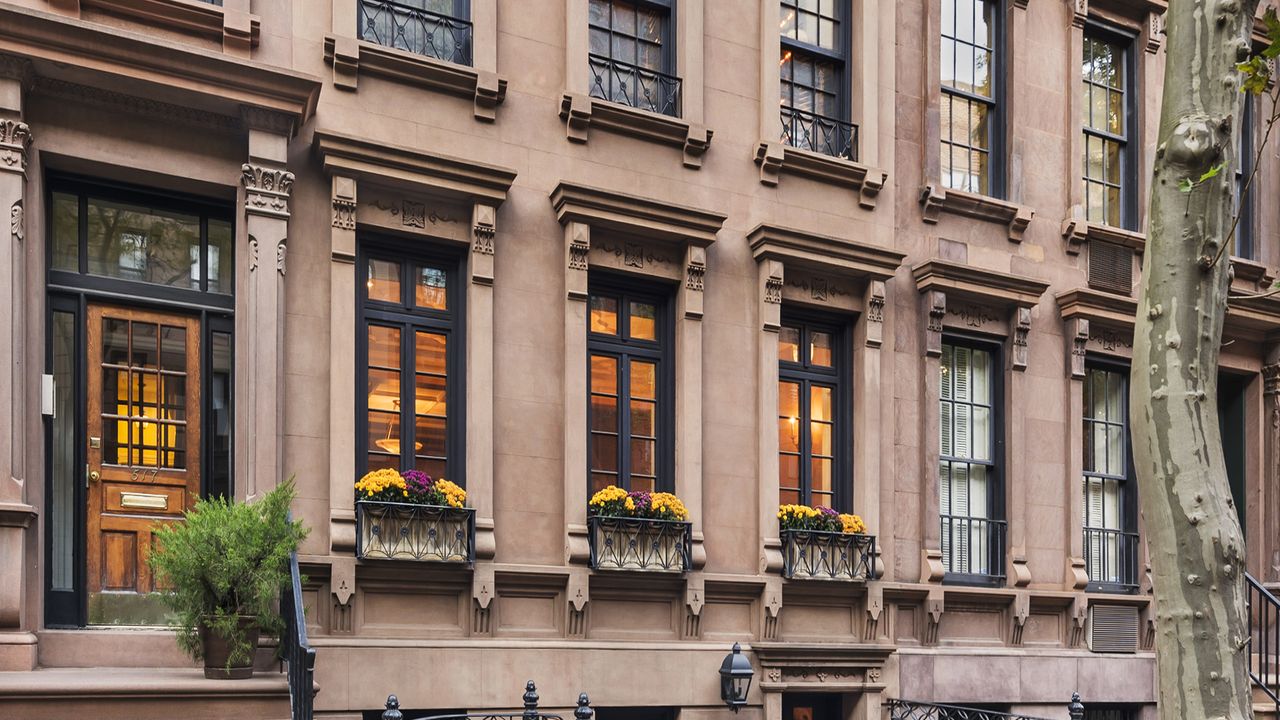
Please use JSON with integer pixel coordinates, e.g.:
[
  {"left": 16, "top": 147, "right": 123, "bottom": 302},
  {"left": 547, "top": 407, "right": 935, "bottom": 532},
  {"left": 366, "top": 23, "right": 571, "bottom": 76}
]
[{"left": 780, "top": 50, "right": 793, "bottom": 66}]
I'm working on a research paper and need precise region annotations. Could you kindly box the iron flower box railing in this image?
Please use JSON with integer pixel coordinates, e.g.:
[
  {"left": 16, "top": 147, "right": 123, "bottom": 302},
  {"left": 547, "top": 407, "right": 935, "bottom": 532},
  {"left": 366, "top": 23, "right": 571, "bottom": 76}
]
[
  {"left": 780, "top": 105, "right": 859, "bottom": 162},
  {"left": 1082, "top": 526, "right": 1140, "bottom": 592},
  {"left": 588, "top": 54, "right": 682, "bottom": 118},
  {"left": 781, "top": 529, "right": 875, "bottom": 581},
  {"left": 358, "top": 0, "right": 473, "bottom": 66},
  {"left": 588, "top": 515, "right": 692, "bottom": 573},
  {"left": 356, "top": 500, "right": 476, "bottom": 564}
]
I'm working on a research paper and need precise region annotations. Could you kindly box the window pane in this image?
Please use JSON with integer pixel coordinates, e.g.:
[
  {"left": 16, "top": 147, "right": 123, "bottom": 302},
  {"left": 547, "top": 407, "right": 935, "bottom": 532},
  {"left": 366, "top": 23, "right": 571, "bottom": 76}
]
[
  {"left": 415, "top": 373, "right": 447, "bottom": 417},
  {"left": 207, "top": 219, "right": 233, "bottom": 294},
  {"left": 779, "top": 454, "right": 801, "bottom": 491},
  {"left": 779, "top": 415, "right": 800, "bottom": 453},
  {"left": 368, "top": 326, "right": 401, "bottom": 369},
  {"left": 631, "top": 398, "right": 655, "bottom": 436},
  {"left": 779, "top": 380, "right": 800, "bottom": 419},
  {"left": 779, "top": 326, "right": 801, "bottom": 362},
  {"left": 414, "top": 415, "right": 447, "bottom": 457},
  {"left": 810, "top": 331, "right": 833, "bottom": 367},
  {"left": 811, "top": 385, "right": 832, "bottom": 422},
  {"left": 132, "top": 323, "right": 158, "bottom": 369},
  {"left": 592, "top": 434, "right": 618, "bottom": 472},
  {"left": 592, "top": 394, "right": 618, "bottom": 432},
  {"left": 85, "top": 198, "right": 200, "bottom": 288},
  {"left": 368, "top": 368, "right": 401, "bottom": 415},
  {"left": 630, "top": 300, "right": 657, "bottom": 340},
  {"left": 367, "top": 259, "right": 401, "bottom": 303},
  {"left": 631, "top": 438, "right": 655, "bottom": 475},
  {"left": 591, "top": 354, "right": 618, "bottom": 394},
  {"left": 209, "top": 331, "right": 233, "bottom": 500},
  {"left": 416, "top": 266, "right": 448, "bottom": 310},
  {"left": 810, "top": 419, "right": 832, "bottom": 456},
  {"left": 631, "top": 359, "right": 657, "bottom": 400},
  {"left": 415, "top": 331, "right": 447, "bottom": 375},
  {"left": 811, "top": 457, "right": 832, "bottom": 493},
  {"left": 51, "top": 311, "right": 76, "bottom": 591},
  {"left": 590, "top": 294, "right": 619, "bottom": 335},
  {"left": 52, "top": 192, "right": 80, "bottom": 272},
  {"left": 160, "top": 325, "right": 186, "bottom": 372}
]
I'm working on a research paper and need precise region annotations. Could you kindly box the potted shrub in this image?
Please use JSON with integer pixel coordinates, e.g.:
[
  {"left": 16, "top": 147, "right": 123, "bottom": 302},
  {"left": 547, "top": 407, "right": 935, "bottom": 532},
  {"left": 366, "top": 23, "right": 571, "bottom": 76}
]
[
  {"left": 355, "top": 469, "right": 475, "bottom": 563},
  {"left": 587, "top": 486, "right": 692, "bottom": 572},
  {"left": 148, "top": 479, "right": 308, "bottom": 679},
  {"left": 778, "top": 504, "right": 874, "bottom": 581}
]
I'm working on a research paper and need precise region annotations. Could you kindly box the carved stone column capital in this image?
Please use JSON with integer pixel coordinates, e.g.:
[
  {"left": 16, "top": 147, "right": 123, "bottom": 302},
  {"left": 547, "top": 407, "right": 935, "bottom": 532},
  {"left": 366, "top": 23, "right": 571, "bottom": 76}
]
[
  {"left": 241, "top": 163, "right": 294, "bottom": 219},
  {"left": 924, "top": 290, "right": 946, "bottom": 358},
  {"left": 0, "top": 119, "right": 31, "bottom": 175}
]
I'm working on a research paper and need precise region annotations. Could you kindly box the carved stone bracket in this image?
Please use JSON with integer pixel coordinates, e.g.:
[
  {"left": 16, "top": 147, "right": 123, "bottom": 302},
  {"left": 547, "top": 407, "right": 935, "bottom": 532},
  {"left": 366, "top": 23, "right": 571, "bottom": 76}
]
[
  {"left": 1068, "top": 317, "right": 1090, "bottom": 379},
  {"left": 924, "top": 290, "right": 946, "bottom": 358},
  {"left": 1069, "top": 596, "right": 1089, "bottom": 647},
  {"left": 472, "top": 203, "right": 497, "bottom": 285},
  {"left": 1068, "top": 555, "right": 1089, "bottom": 591},
  {"left": 683, "top": 575, "right": 705, "bottom": 639},
  {"left": 864, "top": 582, "right": 883, "bottom": 641},
  {"left": 566, "top": 221, "right": 591, "bottom": 299},
  {"left": 0, "top": 119, "right": 31, "bottom": 174},
  {"left": 763, "top": 577, "right": 783, "bottom": 641},
  {"left": 242, "top": 163, "right": 294, "bottom": 219},
  {"left": 331, "top": 555, "right": 355, "bottom": 634},
  {"left": 864, "top": 280, "right": 886, "bottom": 348},
  {"left": 1011, "top": 592, "right": 1030, "bottom": 646},
  {"left": 559, "top": 92, "right": 714, "bottom": 169},
  {"left": 1011, "top": 306, "right": 1032, "bottom": 371},
  {"left": 472, "top": 564, "right": 495, "bottom": 636},
  {"left": 1145, "top": 10, "right": 1164, "bottom": 54},
  {"left": 566, "top": 571, "right": 589, "bottom": 638},
  {"left": 1071, "top": 0, "right": 1088, "bottom": 28},
  {"left": 924, "top": 588, "right": 944, "bottom": 645}
]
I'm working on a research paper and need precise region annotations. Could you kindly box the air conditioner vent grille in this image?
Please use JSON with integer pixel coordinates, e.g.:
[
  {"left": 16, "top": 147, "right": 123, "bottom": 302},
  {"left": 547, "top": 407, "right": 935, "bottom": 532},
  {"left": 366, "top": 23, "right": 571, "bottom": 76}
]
[{"left": 1088, "top": 604, "right": 1139, "bottom": 654}]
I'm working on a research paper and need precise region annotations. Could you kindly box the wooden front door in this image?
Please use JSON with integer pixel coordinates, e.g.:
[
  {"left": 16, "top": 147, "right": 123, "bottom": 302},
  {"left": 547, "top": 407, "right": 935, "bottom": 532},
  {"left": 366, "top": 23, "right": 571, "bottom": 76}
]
[{"left": 86, "top": 305, "right": 201, "bottom": 597}]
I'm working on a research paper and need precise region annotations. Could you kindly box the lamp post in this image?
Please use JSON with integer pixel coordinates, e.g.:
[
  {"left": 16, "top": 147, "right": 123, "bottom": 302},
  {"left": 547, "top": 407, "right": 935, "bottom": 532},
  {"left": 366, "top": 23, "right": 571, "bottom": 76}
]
[{"left": 719, "top": 642, "right": 754, "bottom": 712}]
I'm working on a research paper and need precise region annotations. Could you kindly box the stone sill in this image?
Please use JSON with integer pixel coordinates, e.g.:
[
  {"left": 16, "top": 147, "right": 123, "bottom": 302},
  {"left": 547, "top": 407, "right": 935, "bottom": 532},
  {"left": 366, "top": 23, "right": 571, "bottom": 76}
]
[
  {"left": 919, "top": 184, "right": 1034, "bottom": 242},
  {"left": 323, "top": 35, "right": 506, "bottom": 121},
  {"left": 79, "top": 0, "right": 260, "bottom": 55},
  {"left": 753, "top": 140, "right": 886, "bottom": 209},
  {"left": 1230, "top": 255, "right": 1273, "bottom": 290},
  {"left": 1061, "top": 218, "right": 1146, "bottom": 255},
  {"left": 559, "top": 93, "right": 713, "bottom": 169}
]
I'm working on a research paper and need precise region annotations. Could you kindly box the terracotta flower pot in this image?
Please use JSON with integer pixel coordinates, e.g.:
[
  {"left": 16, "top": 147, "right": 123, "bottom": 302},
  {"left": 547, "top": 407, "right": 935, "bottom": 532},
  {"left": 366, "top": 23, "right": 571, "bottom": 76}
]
[{"left": 200, "top": 615, "right": 261, "bottom": 679}]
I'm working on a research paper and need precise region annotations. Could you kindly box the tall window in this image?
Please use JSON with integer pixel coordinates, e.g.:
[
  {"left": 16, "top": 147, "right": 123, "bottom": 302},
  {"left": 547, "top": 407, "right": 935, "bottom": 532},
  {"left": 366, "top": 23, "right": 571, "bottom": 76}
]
[
  {"left": 1234, "top": 94, "right": 1255, "bottom": 258},
  {"left": 588, "top": 0, "right": 679, "bottom": 116},
  {"left": 939, "top": 340, "right": 1004, "bottom": 582},
  {"left": 777, "top": 317, "right": 847, "bottom": 509},
  {"left": 1082, "top": 30, "right": 1135, "bottom": 228},
  {"left": 588, "top": 283, "right": 671, "bottom": 494},
  {"left": 940, "top": 0, "right": 1001, "bottom": 196},
  {"left": 358, "top": 0, "right": 473, "bottom": 66},
  {"left": 359, "top": 246, "right": 459, "bottom": 482},
  {"left": 1083, "top": 365, "right": 1138, "bottom": 591},
  {"left": 779, "top": 0, "right": 854, "bottom": 159}
]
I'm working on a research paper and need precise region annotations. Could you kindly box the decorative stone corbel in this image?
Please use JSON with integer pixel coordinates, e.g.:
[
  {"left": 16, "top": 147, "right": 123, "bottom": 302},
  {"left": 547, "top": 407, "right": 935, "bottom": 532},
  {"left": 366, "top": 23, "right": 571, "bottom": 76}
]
[
  {"left": 0, "top": 118, "right": 31, "bottom": 173},
  {"left": 222, "top": 9, "right": 257, "bottom": 57},
  {"left": 1144, "top": 11, "right": 1164, "bottom": 54},
  {"left": 1009, "top": 205, "right": 1034, "bottom": 243},
  {"left": 331, "top": 556, "right": 355, "bottom": 634},
  {"left": 1069, "top": 596, "right": 1089, "bottom": 647},
  {"left": 860, "top": 169, "right": 886, "bottom": 210},
  {"left": 683, "top": 574, "right": 705, "bottom": 639},
  {"left": 331, "top": 179, "right": 357, "bottom": 234},
  {"left": 1067, "top": 317, "right": 1089, "bottom": 379},
  {"left": 683, "top": 125, "right": 713, "bottom": 169},
  {"left": 561, "top": 93, "right": 592, "bottom": 144},
  {"left": 924, "top": 588, "right": 944, "bottom": 645},
  {"left": 1068, "top": 555, "right": 1089, "bottom": 590},
  {"left": 1011, "top": 591, "right": 1030, "bottom": 646},
  {"left": 566, "top": 571, "right": 589, "bottom": 638},
  {"left": 241, "top": 163, "right": 294, "bottom": 219},
  {"left": 683, "top": 245, "right": 707, "bottom": 319},
  {"left": 864, "top": 280, "right": 886, "bottom": 348},
  {"left": 1071, "top": 0, "right": 1089, "bottom": 29},
  {"left": 1010, "top": 553, "right": 1032, "bottom": 586},
  {"left": 755, "top": 141, "right": 785, "bottom": 187},
  {"left": 864, "top": 582, "right": 884, "bottom": 641},
  {"left": 471, "top": 203, "right": 497, "bottom": 285},
  {"left": 1010, "top": 306, "right": 1032, "bottom": 371},
  {"left": 919, "top": 184, "right": 945, "bottom": 223},
  {"left": 565, "top": 221, "right": 590, "bottom": 300},
  {"left": 475, "top": 71, "right": 504, "bottom": 122},
  {"left": 924, "top": 290, "right": 946, "bottom": 358},
  {"left": 1062, "top": 217, "right": 1088, "bottom": 255},
  {"left": 472, "top": 564, "right": 495, "bottom": 636},
  {"left": 329, "top": 36, "right": 360, "bottom": 90},
  {"left": 762, "top": 576, "right": 783, "bottom": 641}
]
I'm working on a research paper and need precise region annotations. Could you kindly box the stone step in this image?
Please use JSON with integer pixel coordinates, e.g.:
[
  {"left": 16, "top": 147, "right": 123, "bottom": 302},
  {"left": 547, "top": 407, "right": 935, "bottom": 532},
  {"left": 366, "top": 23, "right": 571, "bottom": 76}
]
[
  {"left": 0, "top": 667, "right": 292, "bottom": 720},
  {"left": 37, "top": 628, "right": 278, "bottom": 669}
]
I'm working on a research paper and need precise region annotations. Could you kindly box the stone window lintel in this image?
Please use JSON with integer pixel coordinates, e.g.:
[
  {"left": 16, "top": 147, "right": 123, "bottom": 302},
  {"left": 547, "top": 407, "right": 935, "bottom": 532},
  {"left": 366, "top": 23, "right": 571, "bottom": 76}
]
[
  {"left": 323, "top": 35, "right": 507, "bottom": 121},
  {"left": 559, "top": 92, "right": 714, "bottom": 170},
  {"left": 753, "top": 141, "right": 887, "bottom": 210},
  {"left": 1061, "top": 218, "right": 1147, "bottom": 256},
  {"left": 919, "top": 184, "right": 1035, "bottom": 243},
  {"left": 72, "top": 0, "right": 261, "bottom": 55}
]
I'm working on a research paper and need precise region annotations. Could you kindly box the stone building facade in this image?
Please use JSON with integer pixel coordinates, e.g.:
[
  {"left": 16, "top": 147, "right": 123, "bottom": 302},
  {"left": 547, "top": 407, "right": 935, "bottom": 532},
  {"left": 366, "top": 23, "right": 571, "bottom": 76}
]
[{"left": 0, "top": 0, "right": 1277, "bottom": 718}]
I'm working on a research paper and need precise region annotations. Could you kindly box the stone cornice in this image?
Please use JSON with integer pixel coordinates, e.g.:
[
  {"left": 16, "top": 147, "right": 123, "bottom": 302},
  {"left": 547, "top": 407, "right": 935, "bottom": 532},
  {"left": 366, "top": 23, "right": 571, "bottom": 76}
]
[
  {"left": 919, "top": 184, "right": 1035, "bottom": 243},
  {"left": 0, "top": 2, "right": 319, "bottom": 126},
  {"left": 751, "top": 642, "right": 896, "bottom": 667},
  {"left": 747, "top": 223, "right": 905, "bottom": 281},
  {"left": 315, "top": 130, "right": 517, "bottom": 205},
  {"left": 550, "top": 182, "right": 726, "bottom": 247},
  {"left": 912, "top": 259, "right": 1050, "bottom": 308},
  {"left": 34, "top": 76, "right": 240, "bottom": 131},
  {"left": 81, "top": 0, "right": 260, "bottom": 52},
  {"left": 1056, "top": 287, "right": 1138, "bottom": 331}
]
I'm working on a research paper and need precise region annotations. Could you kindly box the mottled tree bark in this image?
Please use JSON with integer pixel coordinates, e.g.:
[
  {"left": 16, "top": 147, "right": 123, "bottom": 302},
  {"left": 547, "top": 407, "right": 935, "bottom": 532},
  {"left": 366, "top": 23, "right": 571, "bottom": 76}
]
[{"left": 1132, "top": 1, "right": 1259, "bottom": 719}]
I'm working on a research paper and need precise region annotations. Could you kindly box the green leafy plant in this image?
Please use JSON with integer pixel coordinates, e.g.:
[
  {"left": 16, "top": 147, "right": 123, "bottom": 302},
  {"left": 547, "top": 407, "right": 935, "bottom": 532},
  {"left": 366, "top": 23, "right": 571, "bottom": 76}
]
[{"left": 148, "top": 479, "right": 309, "bottom": 668}]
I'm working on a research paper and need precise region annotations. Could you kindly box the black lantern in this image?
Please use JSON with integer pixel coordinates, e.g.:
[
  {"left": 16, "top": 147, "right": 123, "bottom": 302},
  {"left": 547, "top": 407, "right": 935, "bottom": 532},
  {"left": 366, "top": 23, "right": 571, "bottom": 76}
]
[{"left": 719, "top": 642, "right": 754, "bottom": 712}]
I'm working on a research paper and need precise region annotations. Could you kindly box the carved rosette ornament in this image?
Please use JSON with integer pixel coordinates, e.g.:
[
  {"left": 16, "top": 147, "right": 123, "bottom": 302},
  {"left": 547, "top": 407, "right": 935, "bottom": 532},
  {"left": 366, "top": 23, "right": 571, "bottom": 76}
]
[
  {"left": 0, "top": 119, "right": 31, "bottom": 173},
  {"left": 242, "top": 163, "right": 294, "bottom": 218}
]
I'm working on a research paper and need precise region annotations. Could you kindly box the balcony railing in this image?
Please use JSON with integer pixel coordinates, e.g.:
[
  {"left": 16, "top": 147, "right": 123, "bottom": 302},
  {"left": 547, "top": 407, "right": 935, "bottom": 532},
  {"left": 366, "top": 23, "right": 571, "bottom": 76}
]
[
  {"left": 588, "top": 54, "right": 682, "bottom": 118},
  {"left": 358, "top": 0, "right": 473, "bottom": 66},
  {"left": 588, "top": 515, "right": 692, "bottom": 572},
  {"left": 356, "top": 501, "right": 476, "bottom": 564},
  {"left": 781, "top": 105, "right": 858, "bottom": 161},
  {"left": 1082, "top": 526, "right": 1140, "bottom": 591},
  {"left": 941, "top": 514, "right": 1007, "bottom": 584},
  {"left": 781, "top": 529, "right": 875, "bottom": 581}
]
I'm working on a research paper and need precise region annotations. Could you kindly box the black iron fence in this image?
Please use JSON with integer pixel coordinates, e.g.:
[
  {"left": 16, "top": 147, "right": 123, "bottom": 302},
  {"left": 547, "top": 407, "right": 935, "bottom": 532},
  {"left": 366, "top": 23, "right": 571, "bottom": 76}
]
[
  {"left": 382, "top": 681, "right": 593, "bottom": 720},
  {"left": 888, "top": 693, "right": 1085, "bottom": 720},
  {"left": 940, "top": 514, "right": 1007, "bottom": 583},
  {"left": 1082, "top": 527, "right": 1140, "bottom": 591},
  {"left": 1248, "top": 573, "right": 1280, "bottom": 716},
  {"left": 588, "top": 54, "right": 682, "bottom": 117},
  {"left": 780, "top": 529, "right": 875, "bottom": 581},
  {"left": 780, "top": 105, "right": 858, "bottom": 161},
  {"left": 358, "top": 0, "right": 473, "bottom": 66},
  {"left": 282, "top": 548, "right": 315, "bottom": 720}
]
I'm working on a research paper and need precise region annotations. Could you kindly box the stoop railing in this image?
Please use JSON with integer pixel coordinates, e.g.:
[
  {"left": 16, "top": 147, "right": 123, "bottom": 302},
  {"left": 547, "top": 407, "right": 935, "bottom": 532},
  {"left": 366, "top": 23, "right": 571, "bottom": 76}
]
[
  {"left": 886, "top": 693, "right": 1085, "bottom": 720},
  {"left": 282, "top": 548, "right": 316, "bottom": 720},
  {"left": 1248, "top": 572, "right": 1280, "bottom": 716},
  {"left": 383, "top": 681, "right": 592, "bottom": 720}
]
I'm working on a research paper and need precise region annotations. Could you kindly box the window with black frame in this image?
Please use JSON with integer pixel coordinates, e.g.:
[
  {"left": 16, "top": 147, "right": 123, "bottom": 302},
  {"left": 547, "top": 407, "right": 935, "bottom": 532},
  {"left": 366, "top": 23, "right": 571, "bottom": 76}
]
[
  {"left": 1082, "top": 29, "right": 1135, "bottom": 229},
  {"left": 779, "top": 0, "right": 855, "bottom": 160},
  {"left": 777, "top": 317, "right": 847, "bottom": 510},
  {"left": 588, "top": 282, "right": 671, "bottom": 495},
  {"left": 359, "top": 247, "right": 460, "bottom": 483},
  {"left": 1234, "top": 94, "right": 1256, "bottom": 258},
  {"left": 588, "top": 0, "right": 679, "bottom": 117},
  {"left": 940, "top": 0, "right": 1001, "bottom": 196},
  {"left": 1083, "top": 364, "right": 1138, "bottom": 591},
  {"left": 358, "top": 0, "right": 473, "bottom": 66},
  {"left": 939, "top": 339, "right": 1005, "bottom": 582}
]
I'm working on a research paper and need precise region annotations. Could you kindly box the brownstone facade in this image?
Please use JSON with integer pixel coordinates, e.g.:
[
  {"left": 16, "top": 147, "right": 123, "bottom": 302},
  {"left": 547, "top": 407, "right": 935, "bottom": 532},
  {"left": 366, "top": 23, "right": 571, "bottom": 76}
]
[{"left": 0, "top": 0, "right": 1278, "bottom": 719}]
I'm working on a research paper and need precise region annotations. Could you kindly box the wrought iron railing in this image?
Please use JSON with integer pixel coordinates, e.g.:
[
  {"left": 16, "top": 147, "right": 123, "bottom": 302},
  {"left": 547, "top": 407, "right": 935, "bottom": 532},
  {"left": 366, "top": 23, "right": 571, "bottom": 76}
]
[
  {"left": 1248, "top": 572, "right": 1280, "bottom": 716},
  {"left": 940, "top": 514, "right": 1007, "bottom": 583},
  {"left": 889, "top": 694, "right": 1089, "bottom": 720},
  {"left": 587, "top": 515, "right": 692, "bottom": 572},
  {"left": 357, "top": 501, "right": 476, "bottom": 564},
  {"left": 282, "top": 548, "right": 315, "bottom": 720},
  {"left": 780, "top": 105, "right": 858, "bottom": 161},
  {"left": 780, "top": 529, "right": 875, "bottom": 581},
  {"left": 588, "top": 54, "right": 682, "bottom": 117},
  {"left": 1082, "top": 527, "right": 1140, "bottom": 591},
  {"left": 382, "top": 681, "right": 593, "bottom": 720},
  {"left": 358, "top": 0, "right": 473, "bottom": 66}
]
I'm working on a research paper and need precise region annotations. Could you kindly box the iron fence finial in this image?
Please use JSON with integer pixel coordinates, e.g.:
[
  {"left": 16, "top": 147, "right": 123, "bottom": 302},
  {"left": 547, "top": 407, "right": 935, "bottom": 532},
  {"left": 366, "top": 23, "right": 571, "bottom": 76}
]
[
  {"left": 523, "top": 680, "right": 540, "bottom": 720},
  {"left": 1068, "top": 692, "right": 1084, "bottom": 720},
  {"left": 383, "top": 694, "right": 404, "bottom": 720},
  {"left": 575, "top": 693, "right": 594, "bottom": 720}
]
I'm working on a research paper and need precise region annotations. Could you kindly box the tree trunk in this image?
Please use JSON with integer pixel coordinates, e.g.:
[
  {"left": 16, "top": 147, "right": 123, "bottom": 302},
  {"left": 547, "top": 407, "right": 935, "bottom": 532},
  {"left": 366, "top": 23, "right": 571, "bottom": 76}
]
[{"left": 1132, "top": 1, "right": 1258, "bottom": 719}]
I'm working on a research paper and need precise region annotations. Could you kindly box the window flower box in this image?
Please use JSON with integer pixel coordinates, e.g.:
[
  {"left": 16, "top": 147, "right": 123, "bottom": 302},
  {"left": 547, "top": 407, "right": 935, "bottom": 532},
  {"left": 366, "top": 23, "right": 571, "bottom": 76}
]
[
  {"left": 778, "top": 504, "right": 875, "bottom": 581},
  {"left": 354, "top": 469, "right": 474, "bottom": 564},
  {"left": 587, "top": 486, "right": 692, "bottom": 572}
]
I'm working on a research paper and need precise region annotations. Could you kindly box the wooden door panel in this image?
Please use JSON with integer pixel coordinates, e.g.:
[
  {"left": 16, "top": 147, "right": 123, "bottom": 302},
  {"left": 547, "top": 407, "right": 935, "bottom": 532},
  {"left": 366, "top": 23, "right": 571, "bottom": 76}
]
[{"left": 87, "top": 304, "right": 201, "bottom": 597}]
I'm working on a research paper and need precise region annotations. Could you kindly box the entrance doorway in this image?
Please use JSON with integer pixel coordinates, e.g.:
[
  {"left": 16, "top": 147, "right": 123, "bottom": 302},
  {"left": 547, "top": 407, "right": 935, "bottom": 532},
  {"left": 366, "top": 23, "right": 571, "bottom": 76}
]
[
  {"left": 85, "top": 305, "right": 202, "bottom": 623},
  {"left": 1217, "top": 372, "right": 1249, "bottom": 536},
  {"left": 783, "top": 693, "right": 845, "bottom": 720}
]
